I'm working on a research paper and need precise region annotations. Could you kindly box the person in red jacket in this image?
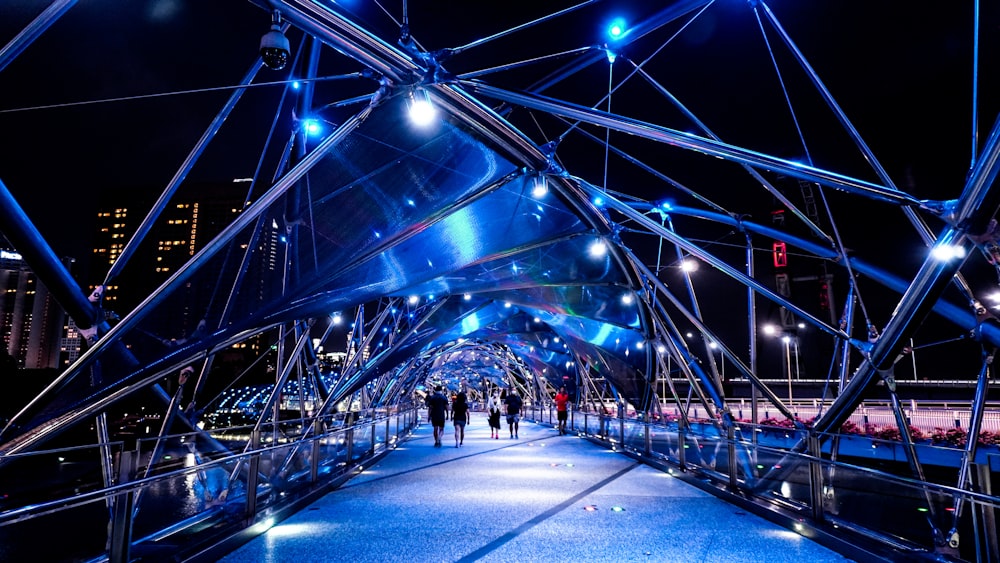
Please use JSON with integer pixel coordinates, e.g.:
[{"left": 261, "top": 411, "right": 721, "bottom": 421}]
[{"left": 554, "top": 386, "right": 570, "bottom": 435}]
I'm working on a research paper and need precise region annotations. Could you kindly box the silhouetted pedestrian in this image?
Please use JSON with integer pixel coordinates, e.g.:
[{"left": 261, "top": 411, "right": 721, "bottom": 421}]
[
  {"left": 452, "top": 391, "right": 470, "bottom": 447},
  {"left": 487, "top": 394, "right": 502, "bottom": 439},
  {"left": 504, "top": 388, "right": 523, "bottom": 439},
  {"left": 426, "top": 385, "right": 448, "bottom": 447}
]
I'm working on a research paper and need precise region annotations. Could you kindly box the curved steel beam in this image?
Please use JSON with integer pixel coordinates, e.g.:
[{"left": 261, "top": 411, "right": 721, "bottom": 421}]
[{"left": 462, "top": 81, "right": 936, "bottom": 211}]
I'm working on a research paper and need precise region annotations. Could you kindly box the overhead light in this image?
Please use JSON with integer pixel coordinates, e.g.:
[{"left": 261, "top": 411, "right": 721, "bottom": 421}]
[
  {"left": 531, "top": 175, "right": 548, "bottom": 198},
  {"left": 588, "top": 239, "right": 608, "bottom": 258},
  {"left": 607, "top": 17, "right": 627, "bottom": 40},
  {"left": 303, "top": 119, "right": 322, "bottom": 136},
  {"left": 407, "top": 89, "right": 436, "bottom": 126},
  {"left": 930, "top": 243, "right": 966, "bottom": 261}
]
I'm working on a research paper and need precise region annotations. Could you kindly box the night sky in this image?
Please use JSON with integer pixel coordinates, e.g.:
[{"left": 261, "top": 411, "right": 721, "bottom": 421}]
[{"left": 2, "top": 1, "right": 999, "bottom": 377}]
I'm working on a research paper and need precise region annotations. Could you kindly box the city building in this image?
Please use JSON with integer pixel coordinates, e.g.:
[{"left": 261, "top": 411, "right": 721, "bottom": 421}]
[
  {"left": 90, "top": 180, "right": 257, "bottom": 329},
  {"left": 0, "top": 243, "right": 71, "bottom": 369}
]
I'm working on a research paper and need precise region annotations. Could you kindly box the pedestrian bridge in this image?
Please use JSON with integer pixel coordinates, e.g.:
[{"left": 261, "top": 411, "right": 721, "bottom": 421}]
[
  {"left": 0, "top": 406, "right": 994, "bottom": 562},
  {"left": 218, "top": 412, "right": 856, "bottom": 563},
  {"left": 1, "top": 2, "right": 999, "bottom": 562}
]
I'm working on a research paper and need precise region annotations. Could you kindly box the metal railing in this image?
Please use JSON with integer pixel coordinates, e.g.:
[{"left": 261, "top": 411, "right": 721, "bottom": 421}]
[
  {"left": 0, "top": 407, "right": 420, "bottom": 563},
  {"left": 524, "top": 404, "right": 999, "bottom": 563}
]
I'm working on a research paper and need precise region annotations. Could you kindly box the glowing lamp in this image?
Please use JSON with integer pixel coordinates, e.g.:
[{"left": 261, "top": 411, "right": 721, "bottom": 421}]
[
  {"left": 407, "top": 89, "right": 436, "bottom": 126},
  {"left": 531, "top": 176, "right": 548, "bottom": 198},
  {"left": 588, "top": 239, "right": 608, "bottom": 258},
  {"left": 303, "top": 119, "right": 321, "bottom": 136},
  {"left": 607, "top": 18, "right": 627, "bottom": 40},
  {"left": 930, "top": 244, "right": 966, "bottom": 261}
]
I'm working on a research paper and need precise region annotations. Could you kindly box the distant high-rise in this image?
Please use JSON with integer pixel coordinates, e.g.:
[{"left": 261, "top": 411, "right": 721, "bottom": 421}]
[
  {"left": 0, "top": 244, "right": 72, "bottom": 369},
  {"left": 90, "top": 180, "right": 280, "bottom": 350},
  {"left": 91, "top": 181, "right": 245, "bottom": 306}
]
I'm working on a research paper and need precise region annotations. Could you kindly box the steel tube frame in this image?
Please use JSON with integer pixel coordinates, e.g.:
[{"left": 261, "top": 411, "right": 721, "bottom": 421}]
[
  {"left": 0, "top": 0, "right": 76, "bottom": 74},
  {"left": 103, "top": 53, "right": 272, "bottom": 285},
  {"left": 461, "top": 81, "right": 932, "bottom": 209},
  {"left": 2, "top": 105, "right": 375, "bottom": 438}
]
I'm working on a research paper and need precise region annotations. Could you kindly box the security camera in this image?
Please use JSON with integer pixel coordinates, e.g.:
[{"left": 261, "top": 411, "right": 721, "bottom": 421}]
[{"left": 260, "top": 23, "right": 290, "bottom": 70}]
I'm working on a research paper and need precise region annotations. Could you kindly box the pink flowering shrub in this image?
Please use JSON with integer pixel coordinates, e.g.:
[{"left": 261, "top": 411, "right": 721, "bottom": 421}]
[
  {"left": 733, "top": 418, "right": 1000, "bottom": 448},
  {"left": 929, "top": 427, "right": 968, "bottom": 448}
]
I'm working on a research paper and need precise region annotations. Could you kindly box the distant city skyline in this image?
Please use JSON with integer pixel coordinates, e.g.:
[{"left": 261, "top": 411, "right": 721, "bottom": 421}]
[{"left": 0, "top": 235, "right": 80, "bottom": 370}]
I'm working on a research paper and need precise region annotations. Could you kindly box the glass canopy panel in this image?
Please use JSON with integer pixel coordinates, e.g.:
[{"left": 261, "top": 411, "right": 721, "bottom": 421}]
[
  {"left": 398, "top": 232, "right": 627, "bottom": 298},
  {"left": 267, "top": 174, "right": 598, "bottom": 322},
  {"left": 0, "top": 94, "right": 532, "bottom": 439}
]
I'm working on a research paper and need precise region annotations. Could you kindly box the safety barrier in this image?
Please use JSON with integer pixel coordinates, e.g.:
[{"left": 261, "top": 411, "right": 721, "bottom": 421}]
[
  {"left": 0, "top": 407, "right": 420, "bottom": 563},
  {"left": 523, "top": 404, "right": 1000, "bottom": 562}
]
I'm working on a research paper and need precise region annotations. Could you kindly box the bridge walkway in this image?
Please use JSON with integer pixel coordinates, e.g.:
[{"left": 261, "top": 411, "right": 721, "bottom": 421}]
[{"left": 216, "top": 412, "right": 856, "bottom": 563}]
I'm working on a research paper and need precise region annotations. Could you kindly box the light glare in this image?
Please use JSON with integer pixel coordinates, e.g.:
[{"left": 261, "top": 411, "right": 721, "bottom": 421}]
[
  {"left": 607, "top": 18, "right": 627, "bottom": 40},
  {"left": 931, "top": 244, "right": 966, "bottom": 261},
  {"left": 408, "top": 91, "right": 436, "bottom": 126},
  {"left": 589, "top": 240, "right": 608, "bottom": 258},
  {"left": 531, "top": 177, "right": 548, "bottom": 197}
]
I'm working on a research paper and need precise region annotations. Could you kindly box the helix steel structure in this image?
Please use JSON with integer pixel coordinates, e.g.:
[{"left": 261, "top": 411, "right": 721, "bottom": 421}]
[{"left": 1, "top": 2, "right": 999, "bottom": 561}]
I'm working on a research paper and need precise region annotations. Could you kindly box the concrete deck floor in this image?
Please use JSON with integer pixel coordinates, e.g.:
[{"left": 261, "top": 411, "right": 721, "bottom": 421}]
[{"left": 216, "top": 412, "right": 856, "bottom": 563}]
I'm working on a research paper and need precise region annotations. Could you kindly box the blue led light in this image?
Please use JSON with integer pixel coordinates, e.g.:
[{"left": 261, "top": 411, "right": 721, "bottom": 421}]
[
  {"left": 303, "top": 119, "right": 322, "bottom": 136},
  {"left": 607, "top": 18, "right": 627, "bottom": 40}
]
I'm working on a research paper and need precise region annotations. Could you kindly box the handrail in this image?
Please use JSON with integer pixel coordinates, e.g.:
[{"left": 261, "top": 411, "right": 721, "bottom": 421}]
[
  {"left": 0, "top": 407, "right": 420, "bottom": 562},
  {"left": 524, "top": 406, "right": 1000, "bottom": 561}
]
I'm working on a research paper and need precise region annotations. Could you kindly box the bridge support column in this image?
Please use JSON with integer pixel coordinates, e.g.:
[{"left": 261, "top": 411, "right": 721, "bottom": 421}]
[
  {"left": 109, "top": 450, "right": 136, "bottom": 563},
  {"left": 310, "top": 419, "right": 321, "bottom": 483},
  {"left": 727, "top": 425, "right": 737, "bottom": 491},
  {"left": 678, "top": 419, "right": 687, "bottom": 471},
  {"left": 808, "top": 434, "right": 825, "bottom": 523},
  {"left": 974, "top": 462, "right": 998, "bottom": 561},
  {"left": 244, "top": 430, "right": 261, "bottom": 527}
]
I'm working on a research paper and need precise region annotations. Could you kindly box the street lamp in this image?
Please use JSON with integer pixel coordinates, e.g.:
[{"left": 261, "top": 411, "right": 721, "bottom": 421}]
[
  {"left": 781, "top": 335, "right": 793, "bottom": 405},
  {"left": 765, "top": 324, "right": 795, "bottom": 404},
  {"left": 709, "top": 340, "right": 724, "bottom": 380}
]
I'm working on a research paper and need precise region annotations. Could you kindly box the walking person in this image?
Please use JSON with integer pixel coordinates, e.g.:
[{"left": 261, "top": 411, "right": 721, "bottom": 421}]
[
  {"left": 487, "top": 394, "right": 502, "bottom": 439},
  {"left": 426, "top": 385, "right": 449, "bottom": 447},
  {"left": 554, "top": 385, "right": 570, "bottom": 435},
  {"left": 452, "top": 391, "right": 471, "bottom": 447},
  {"left": 504, "top": 388, "right": 523, "bottom": 439}
]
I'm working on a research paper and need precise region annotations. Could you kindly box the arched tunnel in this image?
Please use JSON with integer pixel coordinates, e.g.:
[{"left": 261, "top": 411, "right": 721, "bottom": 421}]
[{"left": 1, "top": 2, "right": 999, "bottom": 561}]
